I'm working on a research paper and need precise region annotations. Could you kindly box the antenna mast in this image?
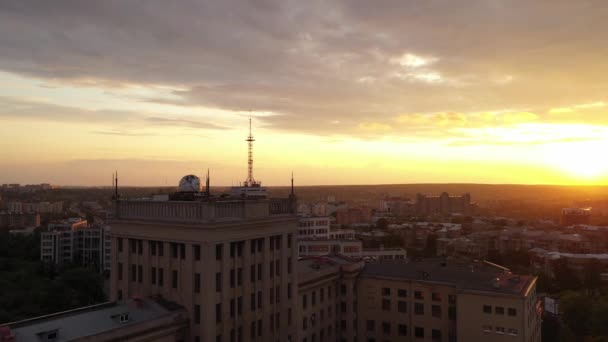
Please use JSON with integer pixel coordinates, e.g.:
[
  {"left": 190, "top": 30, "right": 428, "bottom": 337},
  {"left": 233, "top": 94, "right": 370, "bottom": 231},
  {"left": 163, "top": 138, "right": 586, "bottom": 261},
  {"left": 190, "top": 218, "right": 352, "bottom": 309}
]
[{"left": 245, "top": 115, "right": 257, "bottom": 186}]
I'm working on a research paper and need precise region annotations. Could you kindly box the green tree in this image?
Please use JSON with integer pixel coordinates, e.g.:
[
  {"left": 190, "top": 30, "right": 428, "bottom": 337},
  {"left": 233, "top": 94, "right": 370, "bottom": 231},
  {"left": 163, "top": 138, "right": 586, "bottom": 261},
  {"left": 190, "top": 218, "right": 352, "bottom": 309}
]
[
  {"left": 583, "top": 259, "right": 602, "bottom": 291},
  {"left": 561, "top": 292, "right": 592, "bottom": 337}
]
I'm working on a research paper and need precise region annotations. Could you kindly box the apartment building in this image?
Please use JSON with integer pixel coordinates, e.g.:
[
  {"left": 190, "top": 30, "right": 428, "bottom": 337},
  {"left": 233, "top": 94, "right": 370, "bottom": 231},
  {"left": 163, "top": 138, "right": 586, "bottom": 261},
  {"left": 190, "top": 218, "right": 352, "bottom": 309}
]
[
  {"left": 358, "top": 261, "right": 541, "bottom": 342},
  {"left": 41, "top": 221, "right": 112, "bottom": 272},
  {"left": 297, "top": 256, "right": 364, "bottom": 342},
  {"left": 110, "top": 195, "right": 298, "bottom": 342}
]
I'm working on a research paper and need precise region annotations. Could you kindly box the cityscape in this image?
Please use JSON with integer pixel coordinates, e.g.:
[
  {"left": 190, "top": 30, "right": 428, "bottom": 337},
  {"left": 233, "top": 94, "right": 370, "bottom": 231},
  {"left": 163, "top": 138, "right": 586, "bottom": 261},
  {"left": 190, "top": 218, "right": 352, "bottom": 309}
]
[{"left": 2, "top": 1, "right": 608, "bottom": 342}]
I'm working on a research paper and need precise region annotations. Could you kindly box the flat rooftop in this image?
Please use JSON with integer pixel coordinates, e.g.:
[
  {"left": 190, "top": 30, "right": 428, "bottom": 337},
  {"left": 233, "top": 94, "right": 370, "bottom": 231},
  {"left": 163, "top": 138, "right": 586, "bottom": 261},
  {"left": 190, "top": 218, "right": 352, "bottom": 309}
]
[
  {"left": 2, "top": 297, "right": 183, "bottom": 342},
  {"left": 362, "top": 261, "right": 535, "bottom": 297}
]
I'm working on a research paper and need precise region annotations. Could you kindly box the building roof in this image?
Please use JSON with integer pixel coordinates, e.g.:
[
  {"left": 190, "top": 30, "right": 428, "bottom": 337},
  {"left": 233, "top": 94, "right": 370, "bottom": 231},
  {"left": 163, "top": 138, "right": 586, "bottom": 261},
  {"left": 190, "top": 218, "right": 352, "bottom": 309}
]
[
  {"left": 2, "top": 297, "right": 183, "bottom": 342},
  {"left": 361, "top": 261, "right": 535, "bottom": 297}
]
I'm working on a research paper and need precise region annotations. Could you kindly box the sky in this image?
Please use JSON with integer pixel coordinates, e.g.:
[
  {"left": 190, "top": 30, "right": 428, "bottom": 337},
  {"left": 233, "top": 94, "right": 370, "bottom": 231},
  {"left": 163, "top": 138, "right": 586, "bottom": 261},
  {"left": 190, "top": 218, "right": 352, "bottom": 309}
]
[{"left": 1, "top": 0, "right": 608, "bottom": 186}]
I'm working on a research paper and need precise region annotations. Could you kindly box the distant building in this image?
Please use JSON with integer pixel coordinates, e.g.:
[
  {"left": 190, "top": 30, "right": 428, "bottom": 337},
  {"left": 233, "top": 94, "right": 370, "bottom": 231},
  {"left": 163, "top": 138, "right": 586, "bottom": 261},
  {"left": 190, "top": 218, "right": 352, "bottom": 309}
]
[
  {"left": 561, "top": 208, "right": 591, "bottom": 226},
  {"left": 336, "top": 207, "right": 372, "bottom": 225},
  {"left": 0, "top": 297, "right": 188, "bottom": 342},
  {"left": 415, "top": 192, "right": 474, "bottom": 216},
  {"left": 41, "top": 219, "right": 112, "bottom": 271},
  {"left": 0, "top": 212, "right": 40, "bottom": 230},
  {"left": 298, "top": 216, "right": 331, "bottom": 239},
  {"left": 298, "top": 239, "right": 363, "bottom": 258},
  {"left": 361, "top": 246, "right": 407, "bottom": 261}
]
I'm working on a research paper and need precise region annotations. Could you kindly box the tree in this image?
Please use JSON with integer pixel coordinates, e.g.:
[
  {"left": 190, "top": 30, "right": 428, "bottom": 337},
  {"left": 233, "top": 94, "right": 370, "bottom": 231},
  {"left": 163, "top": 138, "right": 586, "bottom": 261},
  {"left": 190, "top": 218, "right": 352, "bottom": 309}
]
[
  {"left": 376, "top": 218, "right": 389, "bottom": 230},
  {"left": 424, "top": 234, "right": 438, "bottom": 257},
  {"left": 554, "top": 259, "right": 582, "bottom": 291},
  {"left": 583, "top": 259, "right": 602, "bottom": 291},
  {"left": 561, "top": 292, "right": 593, "bottom": 337}
]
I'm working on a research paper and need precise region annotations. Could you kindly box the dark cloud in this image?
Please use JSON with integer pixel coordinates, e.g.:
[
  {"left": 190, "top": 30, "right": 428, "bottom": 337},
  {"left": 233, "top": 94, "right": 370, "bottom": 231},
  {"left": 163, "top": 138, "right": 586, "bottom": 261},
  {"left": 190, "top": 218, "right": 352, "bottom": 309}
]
[{"left": 1, "top": 0, "right": 607, "bottom": 136}]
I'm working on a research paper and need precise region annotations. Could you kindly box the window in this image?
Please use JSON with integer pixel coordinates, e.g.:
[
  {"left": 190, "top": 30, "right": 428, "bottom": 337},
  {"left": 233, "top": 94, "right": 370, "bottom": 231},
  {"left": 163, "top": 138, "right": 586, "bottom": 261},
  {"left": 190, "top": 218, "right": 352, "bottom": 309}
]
[
  {"left": 194, "top": 244, "right": 201, "bottom": 261},
  {"left": 118, "top": 238, "right": 123, "bottom": 252},
  {"left": 432, "top": 305, "right": 441, "bottom": 318},
  {"left": 432, "top": 292, "right": 441, "bottom": 301},
  {"left": 398, "top": 301, "right": 407, "bottom": 313},
  {"left": 171, "top": 243, "right": 178, "bottom": 258},
  {"left": 448, "top": 306, "right": 457, "bottom": 320},
  {"left": 151, "top": 267, "right": 156, "bottom": 284},
  {"left": 341, "top": 301, "right": 347, "bottom": 313},
  {"left": 507, "top": 328, "right": 518, "bottom": 336},
  {"left": 382, "top": 322, "right": 391, "bottom": 334},
  {"left": 118, "top": 263, "right": 123, "bottom": 280},
  {"left": 366, "top": 320, "right": 375, "bottom": 332},
  {"left": 150, "top": 241, "right": 156, "bottom": 255},
  {"left": 303, "top": 294, "right": 307, "bottom": 309},
  {"left": 237, "top": 268, "right": 242, "bottom": 286},
  {"left": 257, "top": 238, "right": 264, "bottom": 253},
  {"left": 508, "top": 308, "right": 517, "bottom": 316},
  {"left": 257, "top": 319, "right": 262, "bottom": 337},
  {"left": 230, "top": 269, "right": 235, "bottom": 288},
  {"left": 216, "top": 244, "right": 223, "bottom": 260},
  {"left": 230, "top": 299, "right": 235, "bottom": 317},
  {"left": 382, "top": 299, "right": 391, "bottom": 311},
  {"left": 414, "top": 291, "right": 424, "bottom": 300},
  {"left": 251, "top": 293, "right": 256, "bottom": 311},
  {"left": 216, "top": 272, "right": 222, "bottom": 292},
  {"left": 194, "top": 304, "right": 201, "bottom": 324},
  {"left": 250, "top": 265, "right": 256, "bottom": 282},
  {"left": 180, "top": 243, "right": 185, "bottom": 259},
  {"left": 137, "top": 240, "right": 143, "bottom": 255},
  {"left": 320, "top": 288, "right": 324, "bottom": 302},
  {"left": 382, "top": 288, "right": 391, "bottom": 296},
  {"left": 130, "top": 239, "right": 136, "bottom": 253},
  {"left": 131, "top": 264, "right": 136, "bottom": 281},
  {"left": 251, "top": 322, "right": 256, "bottom": 339},
  {"left": 483, "top": 305, "right": 492, "bottom": 314},
  {"left": 172, "top": 270, "right": 178, "bottom": 288},
  {"left": 432, "top": 329, "right": 442, "bottom": 341},
  {"left": 269, "top": 287, "right": 274, "bottom": 304},
  {"left": 158, "top": 242, "right": 164, "bottom": 256},
  {"left": 495, "top": 306, "right": 504, "bottom": 315},
  {"left": 495, "top": 327, "right": 505, "bottom": 335},
  {"left": 415, "top": 327, "right": 424, "bottom": 338},
  {"left": 303, "top": 317, "right": 308, "bottom": 330},
  {"left": 312, "top": 291, "right": 317, "bottom": 306},
  {"left": 276, "top": 259, "right": 281, "bottom": 276},
  {"left": 119, "top": 313, "right": 130, "bottom": 323},
  {"left": 137, "top": 265, "right": 143, "bottom": 283},
  {"left": 257, "top": 263, "right": 262, "bottom": 281},
  {"left": 398, "top": 289, "right": 407, "bottom": 297},
  {"left": 482, "top": 325, "right": 492, "bottom": 333},
  {"left": 158, "top": 268, "right": 164, "bottom": 286},
  {"left": 448, "top": 295, "right": 456, "bottom": 305},
  {"left": 341, "top": 284, "right": 347, "bottom": 295},
  {"left": 288, "top": 257, "right": 292, "bottom": 274},
  {"left": 216, "top": 303, "right": 222, "bottom": 323},
  {"left": 269, "top": 261, "right": 274, "bottom": 277},
  {"left": 276, "top": 285, "right": 281, "bottom": 303},
  {"left": 257, "top": 291, "right": 262, "bottom": 307},
  {"left": 414, "top": 302, "right": 424, "bottom": 315},
  {"left": 194, "top": 273, "right": 201, "bottom": 293},
  {"left": 399, "top": 324, "right": 408, "bottom": 336},
  {"left": 288, "top": 234, "right": 292, "bottom": 248}
]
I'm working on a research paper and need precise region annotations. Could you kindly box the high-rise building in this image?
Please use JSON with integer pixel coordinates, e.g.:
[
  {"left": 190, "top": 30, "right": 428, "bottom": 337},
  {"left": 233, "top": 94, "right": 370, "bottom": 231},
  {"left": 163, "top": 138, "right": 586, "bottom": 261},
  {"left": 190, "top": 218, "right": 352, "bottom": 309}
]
[{"left": 415, "top": 192, "right": 474, "bottom": 216}]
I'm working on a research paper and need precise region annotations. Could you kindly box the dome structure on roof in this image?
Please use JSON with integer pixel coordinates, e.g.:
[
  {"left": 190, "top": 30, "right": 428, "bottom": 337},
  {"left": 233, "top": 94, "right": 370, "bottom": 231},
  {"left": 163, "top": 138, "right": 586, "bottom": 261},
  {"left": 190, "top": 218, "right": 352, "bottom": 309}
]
[{"left": 178, "top": 175, "right": 201, "bottom": 192}]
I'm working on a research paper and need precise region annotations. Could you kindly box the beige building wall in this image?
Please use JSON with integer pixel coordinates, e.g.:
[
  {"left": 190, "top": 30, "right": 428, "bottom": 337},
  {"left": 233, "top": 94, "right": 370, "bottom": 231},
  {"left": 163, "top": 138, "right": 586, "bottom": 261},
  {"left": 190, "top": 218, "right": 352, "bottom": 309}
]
[{"left": 111, "top": 215, "right": 298, "bottom": 342}]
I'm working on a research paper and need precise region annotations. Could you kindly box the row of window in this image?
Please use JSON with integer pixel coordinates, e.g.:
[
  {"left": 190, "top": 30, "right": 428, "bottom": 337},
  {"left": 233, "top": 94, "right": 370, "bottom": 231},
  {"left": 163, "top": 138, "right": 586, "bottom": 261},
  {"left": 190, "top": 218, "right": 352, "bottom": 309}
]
[
  {"left": 210, "top": 320, "right": 295, "bottom": 342},
  {"left": 482, "top": 325, "right": 519, "bottom": 336},
  {"left": 381, "top": 299, "right": 457, "bottom": 319},
  {"left": 483, "top": 305, "right": 517, "bottom": 316},
  {"left": 381, "top": 288, "right": 456, "bottom": 304},
  {"left": 302, "top": 286, "right": 335, "bottom": 309},
  {"left": 118, "top": 235, "right": 292, "bottom": 261},
  {"left": 366, "top": 322, "right": 447, "bottom": 341}
]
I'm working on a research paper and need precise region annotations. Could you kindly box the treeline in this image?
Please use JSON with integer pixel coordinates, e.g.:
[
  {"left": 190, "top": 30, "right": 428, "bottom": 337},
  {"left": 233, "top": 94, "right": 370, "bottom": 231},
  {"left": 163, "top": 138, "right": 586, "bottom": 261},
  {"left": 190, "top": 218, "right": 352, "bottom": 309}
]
[{"left": 0, "top": 232, "right": 106, "bottom": 323}]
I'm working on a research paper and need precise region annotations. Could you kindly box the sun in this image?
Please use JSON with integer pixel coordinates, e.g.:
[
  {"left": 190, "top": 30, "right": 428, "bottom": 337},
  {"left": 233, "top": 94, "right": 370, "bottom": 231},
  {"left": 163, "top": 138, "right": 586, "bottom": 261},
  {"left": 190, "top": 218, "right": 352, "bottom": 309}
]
[{"left": 543, "top": 140, "right": 608, "bottom": 182}]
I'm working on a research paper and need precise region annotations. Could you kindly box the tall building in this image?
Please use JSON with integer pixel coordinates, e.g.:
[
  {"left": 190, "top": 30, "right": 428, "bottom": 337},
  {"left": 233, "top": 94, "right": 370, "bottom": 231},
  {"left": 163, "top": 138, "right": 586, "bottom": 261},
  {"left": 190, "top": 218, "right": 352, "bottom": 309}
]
[
  {"left": 110, "top": 122, "right": 299, "bottom": 342},
  {"left": 41, "top": 218, "right": 112, "bottom": 272},
  {"left": 110, "top": 183, "right": 298, "bottom": 342},
  {"left": 415, "top": 193, "right": 474, "bottom": 216},
  {"left": 560, "top": 208, "right": 591, "bottom": 226}
]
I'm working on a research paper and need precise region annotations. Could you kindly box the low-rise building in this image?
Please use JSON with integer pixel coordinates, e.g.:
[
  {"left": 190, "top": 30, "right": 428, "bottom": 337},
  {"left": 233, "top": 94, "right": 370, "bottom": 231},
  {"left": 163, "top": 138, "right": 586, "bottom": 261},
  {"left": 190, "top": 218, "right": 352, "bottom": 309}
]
[{"left": 0, "top": 297, "right": 188, "bottom": 342}]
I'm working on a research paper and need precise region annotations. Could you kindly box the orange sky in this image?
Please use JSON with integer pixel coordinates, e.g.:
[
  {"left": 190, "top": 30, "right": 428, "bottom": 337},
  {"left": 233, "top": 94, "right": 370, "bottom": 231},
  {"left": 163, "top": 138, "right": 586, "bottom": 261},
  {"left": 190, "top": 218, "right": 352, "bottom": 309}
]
[{"left": 1, "top": 1, "right": 607, "bottom": 186}]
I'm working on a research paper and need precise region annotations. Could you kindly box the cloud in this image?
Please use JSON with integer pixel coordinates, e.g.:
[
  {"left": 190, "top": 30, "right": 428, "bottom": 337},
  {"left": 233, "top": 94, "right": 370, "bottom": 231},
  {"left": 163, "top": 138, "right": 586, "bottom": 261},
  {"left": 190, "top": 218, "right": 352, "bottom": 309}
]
[
  {"left": 0, "top": 96, "right": 228, "bottom": 131},
  {"left": 0, "top": 0, "right": 608, "bottom": 138}
]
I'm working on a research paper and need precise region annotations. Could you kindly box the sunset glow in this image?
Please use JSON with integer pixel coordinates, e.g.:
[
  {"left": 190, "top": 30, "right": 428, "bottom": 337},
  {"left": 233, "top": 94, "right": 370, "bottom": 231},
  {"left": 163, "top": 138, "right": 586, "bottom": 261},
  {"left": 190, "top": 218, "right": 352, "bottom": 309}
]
[{"left": 1, "top": 1, "right": 607, "bottom": 186}]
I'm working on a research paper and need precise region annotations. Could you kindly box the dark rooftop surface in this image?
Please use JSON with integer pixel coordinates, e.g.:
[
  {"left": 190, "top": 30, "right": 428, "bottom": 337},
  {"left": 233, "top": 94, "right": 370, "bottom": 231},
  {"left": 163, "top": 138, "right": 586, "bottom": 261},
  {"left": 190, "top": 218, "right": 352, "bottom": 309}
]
[{"left": 362, "top": 261, "right": 534, "bottom": 296}]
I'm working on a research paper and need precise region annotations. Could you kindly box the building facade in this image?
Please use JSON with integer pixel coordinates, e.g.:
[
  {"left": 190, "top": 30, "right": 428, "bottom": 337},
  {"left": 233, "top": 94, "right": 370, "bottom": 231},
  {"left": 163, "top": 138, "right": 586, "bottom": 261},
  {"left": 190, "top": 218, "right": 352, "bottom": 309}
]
[
  {"left": 110, "top": 196, "right": 298, "bottom": 342},
  {"left": 415, "top": 193, "right": 474, "bottom": 216}
]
